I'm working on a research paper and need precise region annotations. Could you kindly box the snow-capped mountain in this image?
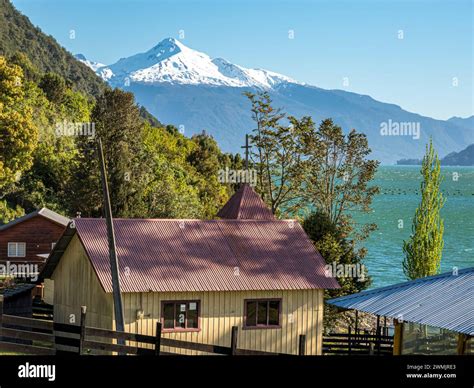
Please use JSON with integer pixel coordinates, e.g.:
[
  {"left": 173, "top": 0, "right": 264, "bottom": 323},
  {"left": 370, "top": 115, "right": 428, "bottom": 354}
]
[
  {"left": 92, "top": 38, "right": 299, "bottom": 89},
  {"left": 74, "top": 54, "right": 106, "bottom": 72},
  {"left": 78, "top": 38, "right": 473, "bottom": 164}
]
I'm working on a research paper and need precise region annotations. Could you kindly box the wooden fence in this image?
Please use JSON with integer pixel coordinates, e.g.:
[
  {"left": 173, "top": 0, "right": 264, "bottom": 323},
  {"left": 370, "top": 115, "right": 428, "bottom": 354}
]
[
  {"left": 32, "top": 300, "right": 54, "bottom": 321},
  {"left": 0, "top": 301, "right": 307, "bottom": 356},
  {"left": 323, "top": 328, "right": 393, "bottom": 356}
]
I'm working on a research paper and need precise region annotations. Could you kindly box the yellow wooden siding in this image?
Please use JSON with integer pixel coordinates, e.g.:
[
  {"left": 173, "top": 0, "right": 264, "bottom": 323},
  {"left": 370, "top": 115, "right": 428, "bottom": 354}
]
[
  {"left": 118, "top": 289, "right": 323, "bottom": 355},
  {"left": 51, "top": 234, "right": 113, "bottom": 330},
  {"left": 43, "top": 278, "right": 54, "bottom": 305}
]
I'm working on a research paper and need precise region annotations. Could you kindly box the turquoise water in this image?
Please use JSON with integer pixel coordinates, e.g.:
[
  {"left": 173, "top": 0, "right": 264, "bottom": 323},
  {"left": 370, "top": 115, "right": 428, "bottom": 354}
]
[{"left": 354, "top": 166, "right": 474, "bottom": 288}]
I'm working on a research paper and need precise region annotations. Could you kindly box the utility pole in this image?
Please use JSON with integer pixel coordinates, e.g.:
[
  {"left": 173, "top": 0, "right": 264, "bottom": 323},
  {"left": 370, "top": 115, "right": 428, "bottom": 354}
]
[{"left": 97, "top": 138, "right": 125, "bottom": 336}]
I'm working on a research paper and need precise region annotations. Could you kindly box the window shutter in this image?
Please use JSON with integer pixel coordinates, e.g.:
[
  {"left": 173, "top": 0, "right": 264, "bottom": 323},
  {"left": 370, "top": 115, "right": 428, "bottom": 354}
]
[
  {"left": 18, "top": 243, "right": 26, "bottom": 257},
  {"left": 8, "top": 243, "right": 16, "bottom": 257}
]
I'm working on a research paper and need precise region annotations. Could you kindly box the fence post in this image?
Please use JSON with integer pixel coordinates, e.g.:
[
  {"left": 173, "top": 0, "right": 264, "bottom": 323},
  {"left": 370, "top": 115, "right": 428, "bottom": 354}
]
[
  {"left": 79, "top": 306, "right": 87, "bottom": 355},
  {"left": 376, "top": 316, "right": 381, "bottom": 355},
  {"left": 0, "top": 295, "right": 3, "bottom": 341},
  {"left": 393, "top": 319, "right": 404, "bottom": 355},
  {"left": 155, "top": 322, "right": 162, "bottom": 355},
  {"left": 348, "top": 327, "right": 352, "bottom": 355},
  {"left": 230, "top": 326, "right": 238, "bottom": 355},
  {"left": 298, "top": 334, "right": 306, "bottom": 355},
  {"left": 369, "top": 342, "right": 375, "bottom": 355}
]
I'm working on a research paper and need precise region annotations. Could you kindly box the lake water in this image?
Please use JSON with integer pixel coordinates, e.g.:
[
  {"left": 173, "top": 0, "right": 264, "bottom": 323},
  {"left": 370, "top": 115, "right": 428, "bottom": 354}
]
[{"left": 354, "top": 166, "right": 474, "bottom": 288}]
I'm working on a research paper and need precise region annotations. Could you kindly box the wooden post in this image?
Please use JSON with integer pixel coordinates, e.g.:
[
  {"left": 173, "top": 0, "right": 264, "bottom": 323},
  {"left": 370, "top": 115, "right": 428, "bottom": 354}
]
[
  {"left": 348, "top": 327, "right": 352, "bottom": 355},
  {"left": 298, "top": 334, "right": 306, "bottom": 355},
  {"left": 354, "top": 310, "right": 358, "bottom": 335},
  {"left": 155, "top": 322, "right": 162, "bottom": 355},
  {"left": 456, "top": 334, "right": 468, "bottom": 355},
  {"left": 79, "top": 306, "right": 87, "bottom": 355},
  {"left": 376, "top": 315, "right": 381, "bottom": 355},
  {"left": 393, "top": 319, "right": 404, "bottom": 356},
  {"left": 0, "top": 295, "right": 3, "bottom": 341},
  {"left": 230, "top": 326, "right": 238, "bottom": 355},
  {"left": 369, "top": 342, "right": 375, "bottom": 355}
]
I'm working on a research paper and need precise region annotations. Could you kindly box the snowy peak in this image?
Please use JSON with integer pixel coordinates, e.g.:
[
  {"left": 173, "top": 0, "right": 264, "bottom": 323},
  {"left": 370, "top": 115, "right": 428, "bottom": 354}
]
[
  {"left": 74, "top": 54, "right": 105, "bottom": 72},
  {"left": 108, "top": 38, "right": 186, "bottom": 76},
  {"left": 92, "top": 37, "right": 300, "bottom": 89}
]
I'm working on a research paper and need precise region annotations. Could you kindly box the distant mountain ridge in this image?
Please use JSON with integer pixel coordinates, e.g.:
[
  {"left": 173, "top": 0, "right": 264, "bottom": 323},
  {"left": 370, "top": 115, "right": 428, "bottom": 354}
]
[
  {"left": 447, "top": 116, "right": 474, "bottom": 131},
  {"left": 441, "top": 144, "right": 474, "bottom": 166},
  {"left": 78, "top": 38, "right": 473, "bottom": 164},
  {"left": 397, "top": 144, "right": 474, "bottom": 166}
]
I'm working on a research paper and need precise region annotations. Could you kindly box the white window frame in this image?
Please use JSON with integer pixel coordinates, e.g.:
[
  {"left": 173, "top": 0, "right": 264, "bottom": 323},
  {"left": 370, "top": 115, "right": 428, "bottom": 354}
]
[{"left": 7, "top": 242, "right": 26, "bottom": 257}]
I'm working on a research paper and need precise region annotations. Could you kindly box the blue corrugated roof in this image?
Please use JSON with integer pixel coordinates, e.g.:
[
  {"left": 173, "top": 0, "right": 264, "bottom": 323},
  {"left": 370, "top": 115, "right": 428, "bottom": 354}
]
[{"left": 327, "top": 267, "right": 474, "bottom": 335}]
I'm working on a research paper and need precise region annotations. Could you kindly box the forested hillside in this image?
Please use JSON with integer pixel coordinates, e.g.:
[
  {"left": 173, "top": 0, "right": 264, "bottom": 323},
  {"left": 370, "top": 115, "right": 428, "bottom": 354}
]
[
  {"left": 0, "top": 0, "right": 105, "bottom": 96},
  {"left": 0, "top": 0, "right": 238, "bottom": 223}
]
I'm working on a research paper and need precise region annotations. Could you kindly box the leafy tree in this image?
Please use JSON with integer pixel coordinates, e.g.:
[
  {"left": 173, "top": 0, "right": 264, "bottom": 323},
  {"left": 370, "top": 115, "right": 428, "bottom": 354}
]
[
  {"left": 71, "top": 88, "right": 147, "bottom": 217},
  {"left": 301, "top": 118, "right": 380, "bottom": 241},
  {"left": 3, "top": 60, "right": 92, "bottom": 216},
  {"left": 0, "top": 56, "right": 37, "bottom": 192},
  {"left": 188, "top": 132, "right": 229, "bottom": 218},
  {"left": 142, "top": 124, "right": 205, "bottom": 218},
  {"left": 403, "top": 139, "right": 445, "bottom": 279},
  {"left": 39, "top": 73, "right": 67, "bottom": 104},
  {"left": 188, "top": 132, "right": 221, "bottom": 177},
  {"left": 0, "top": 200, "right": 24, "bottom": 223},
  {"left": 9, "top": 52, "right": 40, "bottom": 83},
  {"left": 245, "top": 91, "right": 305, "bottom": 216}
]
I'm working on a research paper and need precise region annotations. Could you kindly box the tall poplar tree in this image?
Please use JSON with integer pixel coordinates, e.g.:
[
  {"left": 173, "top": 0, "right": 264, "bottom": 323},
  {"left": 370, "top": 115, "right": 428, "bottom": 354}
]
[{"left": 403, "top": 139, "right": 445, "bottom": 279}]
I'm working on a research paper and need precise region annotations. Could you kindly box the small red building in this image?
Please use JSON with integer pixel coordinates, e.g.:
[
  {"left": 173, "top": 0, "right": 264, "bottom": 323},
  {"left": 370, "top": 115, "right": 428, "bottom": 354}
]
[{"left": 0, "top": 208, "right": 69, "bottom": 271}]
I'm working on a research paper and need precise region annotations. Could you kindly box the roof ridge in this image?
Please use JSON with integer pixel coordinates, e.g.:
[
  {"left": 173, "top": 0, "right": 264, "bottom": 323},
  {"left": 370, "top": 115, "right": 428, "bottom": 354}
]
[
  {"left": 236, "top": 184, "right": 247, "bottom": 219},
  {"left": 0, "top": 207, "right": 69, "bottom": 231},
  {"left": 217, "top": 183, "right": 275, "bottom": 220},
  {"left": 74, "top": 218, "right": 297, "bottom": 222}
]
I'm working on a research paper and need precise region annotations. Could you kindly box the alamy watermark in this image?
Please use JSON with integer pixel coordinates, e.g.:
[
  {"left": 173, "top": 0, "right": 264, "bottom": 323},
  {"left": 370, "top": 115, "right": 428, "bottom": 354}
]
[
  {"left": 55, "top": 121, "right": 96, "bottom": 138},
  {"left": 18, "top": 363, "right": 55, "bottom": 382},
  {"left": 218, "top": 167, "right": 257, "bottom": 186},
  {"left": 380, "top": 119, "right": 420, "bottom": 140},
  {"left": 324, "top": 262, "right": 366, "bottom": 282},
  {"left": 0, "top": 261, "right": 39, "bottom": 281}
]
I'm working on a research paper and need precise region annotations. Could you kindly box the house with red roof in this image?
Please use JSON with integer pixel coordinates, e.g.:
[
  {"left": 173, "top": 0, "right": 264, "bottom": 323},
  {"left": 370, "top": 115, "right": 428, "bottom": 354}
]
[{"left": 41, "top": 184, "right": 339, "bottom": 355}]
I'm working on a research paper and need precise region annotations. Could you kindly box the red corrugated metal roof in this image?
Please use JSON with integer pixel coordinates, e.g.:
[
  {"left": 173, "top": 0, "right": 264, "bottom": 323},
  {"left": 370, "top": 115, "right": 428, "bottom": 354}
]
[
  {"left": 217, "top": 184, "right": 275, "bottom": 220},
  {"left": 71, "top": 218, "right": 339, "bottom": 293}
]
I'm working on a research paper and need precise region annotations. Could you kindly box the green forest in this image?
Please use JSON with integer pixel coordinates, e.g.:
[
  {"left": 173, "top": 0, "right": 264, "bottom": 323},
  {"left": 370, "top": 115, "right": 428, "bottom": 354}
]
[{"left": 0, "top": 52, "right": 242, "bottom": 221}]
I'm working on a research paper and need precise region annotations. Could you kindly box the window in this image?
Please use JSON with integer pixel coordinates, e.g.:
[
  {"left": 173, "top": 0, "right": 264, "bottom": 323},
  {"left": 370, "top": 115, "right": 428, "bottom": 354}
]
[
  {"left": 8, "top": 242, "right": 26, "bottom": 257},
  {"left": 244, "top": 299, "right": 281, "bottom": 328},
  {"left": 162, "top": 301, "right": 200, "bottom": 331}
]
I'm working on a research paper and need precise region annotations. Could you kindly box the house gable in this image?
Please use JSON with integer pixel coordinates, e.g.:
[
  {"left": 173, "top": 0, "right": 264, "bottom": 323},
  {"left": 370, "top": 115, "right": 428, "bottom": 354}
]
[
  {"left": 0, "top": 214, "right": 67, "bottom": 264},
  {"left": 51, "top": 234, "right": 113, "bottom": 328}
]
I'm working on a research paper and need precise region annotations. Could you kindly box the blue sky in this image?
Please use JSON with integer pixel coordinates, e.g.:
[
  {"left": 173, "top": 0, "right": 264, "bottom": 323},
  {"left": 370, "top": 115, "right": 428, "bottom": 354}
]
[{"left": 12, "top": 0, "right": 473, "bottom": 120}]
